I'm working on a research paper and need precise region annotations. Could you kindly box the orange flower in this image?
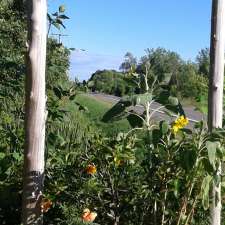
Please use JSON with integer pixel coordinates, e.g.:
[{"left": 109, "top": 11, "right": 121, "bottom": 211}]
[
  {"left": 41, "top": 198, "right": 52, "bottom": 213},
  {"left": 82, "top": 208, "right": 97, "bottom": 222},
  {"left": 86, "top": 164, "right": 97, "bottom": 175}
]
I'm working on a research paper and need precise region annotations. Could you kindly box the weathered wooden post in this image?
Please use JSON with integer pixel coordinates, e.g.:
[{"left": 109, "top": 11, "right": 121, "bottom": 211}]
[
  {"left": 208, "top": 1, "right": 225, "bottom": 225},
  {"left": 22, "top": 0, "right": 47, "bottom": 224}
]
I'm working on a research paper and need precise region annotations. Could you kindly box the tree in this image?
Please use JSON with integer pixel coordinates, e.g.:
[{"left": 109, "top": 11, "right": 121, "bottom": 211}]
[
  {"left": 88, "top": 69, "right": 134, "bottom": 96},
  {"left": 120, "top": 52, "right": 137, "bottom": 73},
  {"left": 22, "top": 0, "right": 47, "bottom": 224},
  {"left": 178, "top": 62, "right": 207, "bottom": 98},
  {"left": 196, "top": 48, "right": 210, "bottom": 77},
  {"left": 208, "top": 1, "right": 225, "bottom": 225},
  {"left": 138, "top": 48, "right": 182, "bottom": 84}
]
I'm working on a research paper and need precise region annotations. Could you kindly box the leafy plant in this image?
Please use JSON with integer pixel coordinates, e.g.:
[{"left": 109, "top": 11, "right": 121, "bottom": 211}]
[{"left": 47, "top": 5, "right": 70, "bottom": 35}]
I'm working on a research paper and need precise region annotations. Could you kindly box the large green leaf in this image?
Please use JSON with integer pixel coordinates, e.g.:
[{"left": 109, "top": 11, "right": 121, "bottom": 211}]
[
  {"left": 152, "top": 129, "right": 161, "bottom": 146},
  {"left": 173, "top": 179, "right": 180, "bottom": 198},
  {"left": 127, "top": 112, "right": 144, "bottom": 128},
  {"left": 53, "top": 86, "right": 62, "bottom": 99},
  {"left": 58, "top": 15, "right": 70, "bottom": 20},
  {"left": 136, "top": 93, "right": 153, "bottom": 105},
  {"left": 206, "top": 141, "right": 220, "bottom": 169},
  {"left": 155, "top": 90, "right": 185, "bottom": 116},
  {"left": 159, "top": 121, "right": 169, "bottom": 135},
  {"left": 168, "top": 96, "right": 179, "bottom": 106},
  {"left": 102, "top": 99, "right": 131, "bottom": 122},
  {"left": 202, "top": 158, "right": 214, "bottom": 174},
  {"left": 102, "top": 95, "right": 142, "bottom": 122},
  {"left": 180, "top": 149, "right": 197, "bottom": 171},
  {"left": 201, "top": 175, "right": 212, "bottom": 210},
  {"left": 0, "top": 152, "right": 6, "bottom": 160}
]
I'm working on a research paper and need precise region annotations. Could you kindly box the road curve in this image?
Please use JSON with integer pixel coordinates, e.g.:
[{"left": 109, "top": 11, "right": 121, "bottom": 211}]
[{"left": 89, "top": 92, "right": 206, "bottom": 128}]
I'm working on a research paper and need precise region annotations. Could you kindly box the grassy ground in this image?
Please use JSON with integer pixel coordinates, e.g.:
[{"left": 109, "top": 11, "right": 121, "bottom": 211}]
[
  {"left": 69, "top": 93, "right": 208, "bottom": 137},
  {"left": 75, "top": 94, "right": 131, "bottom": 136}
]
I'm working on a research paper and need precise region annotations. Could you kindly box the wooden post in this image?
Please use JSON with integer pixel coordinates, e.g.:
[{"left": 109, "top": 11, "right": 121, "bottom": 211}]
[
  {"left": 22, "top": 0, "right": 47, "bottom": 224},
  {"left": 208, "top": 1, "right": 225, "bottom": 225}
]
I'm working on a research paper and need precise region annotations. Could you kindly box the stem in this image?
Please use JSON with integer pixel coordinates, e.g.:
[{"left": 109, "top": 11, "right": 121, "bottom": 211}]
[
  {"left": 108, "top": 171, "right": 120, "bottom": 225},
  {"left": 149, "top": 105, "right": 166, "bottom": 121},
  {"left": 176, "top": 198, "right": 187, "bottom": 225},
  {"left": 114, "top": 216, "right": 120, "bottom": 225},
  {"left": 146, "top": 101, "right": 151, "bottom": 129},
  {"left": 145, "top": 67, "right": 149, "bottom": 92},
  {"left": 154, "top": 200, "right": 157, "bottom": 225},
  {"left": 125, "top": 127, "right": 143, "bottom": 138},
  {"left": 47, "top": 23, "right": 51, "bottom": 37},
  {"left": 184, "top": 198, "right": 197, "bottom": 225},
  {"left": 161, "top": 189, "right": 168, "bottom": 225}
]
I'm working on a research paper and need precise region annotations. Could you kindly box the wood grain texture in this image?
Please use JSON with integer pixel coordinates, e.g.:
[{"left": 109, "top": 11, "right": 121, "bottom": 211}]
[
  {"left": 208, "top": 1, "right": 225, "bottom": 225},
  {"left": 22, "top": 0, "right": 47, "bottom": 224}
]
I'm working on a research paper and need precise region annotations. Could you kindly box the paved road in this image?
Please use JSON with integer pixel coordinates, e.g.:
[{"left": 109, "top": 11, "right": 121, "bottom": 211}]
[{"left": 89, "top": 93, "right": 206, "bottom": 127}]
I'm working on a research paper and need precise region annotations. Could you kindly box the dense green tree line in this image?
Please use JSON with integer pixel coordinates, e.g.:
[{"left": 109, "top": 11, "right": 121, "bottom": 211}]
[
  {"left": 88, "top": 70, "right": 135, "bottom": 96},
  {"left": 88, "top": 48, "right": 209, "bottom": 105}
]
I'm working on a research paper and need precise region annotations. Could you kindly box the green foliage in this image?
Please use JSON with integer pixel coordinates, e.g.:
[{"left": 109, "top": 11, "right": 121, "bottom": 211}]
[
  {"left": 1, "top": 2, "right": 225, "bottom": 225},
  {"left": 46, "top": 38, "right": 71, "bottom": 86},
  {"left": 201, "top": 175, "right": 212, "bottom": 210},
  {"left": 196, "top": 48, "right": 210, "bottom": 77},
  {"left": 102, "top": 62, "right": 185, "bottom": 128},
  {"left": 138, "top": 47, "right": 182, "bottom": 83},
  {"left": 177, "top": 62, "right": 208, "bottom": 99},
  {"left": 88, "top": 70, "right": 135, "bottom": 97},
  {"left": 47, "top": 5, "right": 70, "bottom": 33},
  {"left": 43, "top": 116, "right": 225, "bottom": 225},
  {"left": 0, "top": 2, "right": 26, "bottom": 223},
  {"left": 119, "top": 52, "right": 137, "bottom": 72},
  {"left": 89, "top": 48, "right": 209, "bottom": 111},
  {"left": 0, "top": 1, "right": 75, "bottom": 223},
  {"left": 100, "top": 60, "right": 225, "bottom": 224}
]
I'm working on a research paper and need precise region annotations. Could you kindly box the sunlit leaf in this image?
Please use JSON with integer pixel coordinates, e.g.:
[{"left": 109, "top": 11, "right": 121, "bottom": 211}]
[{"left": 59, "top": 5, "right": 66, "bottom": 13}]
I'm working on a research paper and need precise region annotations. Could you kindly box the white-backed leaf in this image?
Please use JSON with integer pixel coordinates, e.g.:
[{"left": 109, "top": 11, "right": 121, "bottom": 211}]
[
  {"left": 206, "top": 141, "right": 219, "bottom": 169},
  {"left": 201, "top": 175, "right": 212, "bottom": 210}
]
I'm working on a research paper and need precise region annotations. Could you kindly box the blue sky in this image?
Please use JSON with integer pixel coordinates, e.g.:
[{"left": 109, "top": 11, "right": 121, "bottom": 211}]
[{"left": 49, "top": 0, "right": 212, "bottom": 81}]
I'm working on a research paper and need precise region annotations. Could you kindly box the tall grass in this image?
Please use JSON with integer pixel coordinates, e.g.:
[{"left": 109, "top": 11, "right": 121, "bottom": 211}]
[{"left": 75, "top": 94, "right": 131, "bottom": 136}]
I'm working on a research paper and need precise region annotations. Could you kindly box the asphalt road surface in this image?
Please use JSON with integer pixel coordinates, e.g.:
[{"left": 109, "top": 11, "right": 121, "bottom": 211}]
[{"left": 89, "top": 93, "right": 206, "bottom": 128}]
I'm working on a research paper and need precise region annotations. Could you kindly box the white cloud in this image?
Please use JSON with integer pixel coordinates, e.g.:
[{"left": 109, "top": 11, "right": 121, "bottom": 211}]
[{"left": 69, "top": 51, "right": 123, "bottom": 81}]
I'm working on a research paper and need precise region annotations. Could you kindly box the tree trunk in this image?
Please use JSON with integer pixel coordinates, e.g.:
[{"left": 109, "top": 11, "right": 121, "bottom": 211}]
[
  {"left": 208, "top": 1, "right": 225, "bottom": 225},
  {"left": 22, "top": 0, "right": 47, "bottom": 224}
]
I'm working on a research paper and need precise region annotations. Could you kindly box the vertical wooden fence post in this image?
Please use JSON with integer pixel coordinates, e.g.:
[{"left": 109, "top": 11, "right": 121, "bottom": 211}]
[
  {"left": 208, "top": 1, "right": 225, "bottom": 225},
  {"left": 22, "top": 0, "right": 47, "bottom": 224}
]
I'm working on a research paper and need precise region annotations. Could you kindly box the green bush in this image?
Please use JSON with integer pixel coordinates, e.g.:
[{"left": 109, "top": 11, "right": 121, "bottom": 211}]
[
  {"left": 1, "top": 2, "right": 224, "bottom": 225},
  {"left": 42, "top": 118, "right": 220, "bottom": 225},
  {"left": 88, "top": 70, "right": 135, "bottom": 97},
  {"left": 178, "top": 63, "right": 208, "bottom": 99}
]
